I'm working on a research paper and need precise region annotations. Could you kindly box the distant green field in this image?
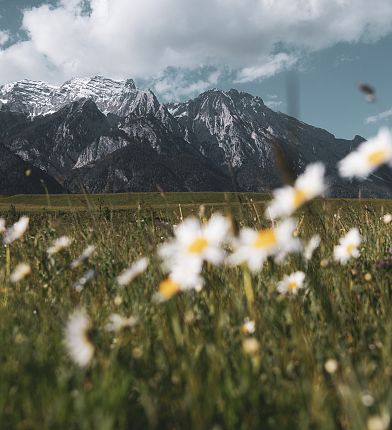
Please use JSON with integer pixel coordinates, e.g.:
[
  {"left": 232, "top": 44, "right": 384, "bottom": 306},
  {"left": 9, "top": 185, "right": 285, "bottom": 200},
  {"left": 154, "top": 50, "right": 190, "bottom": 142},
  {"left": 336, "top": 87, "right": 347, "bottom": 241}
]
[{"left": 0, "top": 192, "right": 270, "bottom": 211}]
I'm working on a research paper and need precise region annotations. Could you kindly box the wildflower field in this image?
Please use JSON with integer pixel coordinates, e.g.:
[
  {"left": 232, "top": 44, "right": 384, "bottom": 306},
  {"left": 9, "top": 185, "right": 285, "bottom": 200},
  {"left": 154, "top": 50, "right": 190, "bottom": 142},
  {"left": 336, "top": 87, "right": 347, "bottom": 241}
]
[{"left": 0, "top": 192, "right": 391, "bottom": 430}]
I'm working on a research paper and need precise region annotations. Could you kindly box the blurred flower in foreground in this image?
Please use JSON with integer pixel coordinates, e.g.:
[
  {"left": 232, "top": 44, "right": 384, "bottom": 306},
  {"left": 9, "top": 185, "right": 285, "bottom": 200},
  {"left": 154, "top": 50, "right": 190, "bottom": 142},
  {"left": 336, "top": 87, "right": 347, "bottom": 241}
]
[
  {"left": 10, "top": 263, "right": 31, "bottom": 283},
  {"left": 156, "top": 259, "right": 204, "bottom": 301},
  {"left": 265, "top": 163, "right": 326, "bottom": 219},
  {"left": 65, "top": 309, "right": 94, "bottom": 367},
  {"left": 324, "top": 358, "right": 338, "bottom": 374},
  {"left": 277, "top": 271, "right": 305, "bottom": 295},
  {"left": 383, "top": 213, "right": 392, "bottom": 224},
  {"left": 3, "top": 216, "right": 29, "bottom": 244},
  {"left": 240, "top": 318, "right": 256, "bottom": 334},
  {"left": 242, "top": 338, "right": 260, "bottom": 355},
  {"left": 229, "top": 218, "right": 301, "bottom": 271},
  {"left": 334, "top": 228, "right": 361, "bottom": 265},
  {"left": 0, "top": 218, "right": 5, "bottom": 234},
  {"left": 47, "top": 236, "right": 72, "bottom": 256},
  {"left": 71, "top": 245, "right": 95, "bottom": 269},
  {"left": 73, "top": 269, "right": 96, "bottom": 292},
  {"left": 303, "top": 234, "right": 321, "bottom": 261},
  {"left": 105, "top": 313, "right": 138, "bottom": 332},
  {"left": 117, "top": 257, "right": 149, "bottom": 286},
  {"left": 338, "top": 128, "right": 392, "bottom": 179},
  {"left": 367, "top": 414, "right": 390, "bottom": 430},
  {"left": 159, "top": 214, "right": 230, "bottom": 273}
]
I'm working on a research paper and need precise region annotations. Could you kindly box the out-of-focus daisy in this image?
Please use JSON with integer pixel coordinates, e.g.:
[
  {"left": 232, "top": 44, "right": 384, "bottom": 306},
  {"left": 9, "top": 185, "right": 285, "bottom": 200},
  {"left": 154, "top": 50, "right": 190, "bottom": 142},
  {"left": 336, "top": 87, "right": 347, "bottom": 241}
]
[
  {"left": 383, "top": 213, "right": 392, "bottom": 224},
  {"left": 3, "top": 216, "right": 29, "bottom": 244},
  {"left": 116, "top": 257, "right": 149, "bottom": 286},
  {"left": 229, "top": 218, "right": 301, "bottom": 271},
  {"left": 73, "top": 269, "right": 96, "bottom": 292},
  {"left": 333, "top": 228, "right": 361, "bottom": 265},
  {"left": 303, "top": 234, "right": 321, "bottom": 261},
  {"left": 10, "top": 263, "right": 31, "bottom": 283},
  {"left": 242, "top": 338, "right": 260, "bottom": 356},
  {"left": 65, "top": 309, "right": 94, "bottom": 367},
  {"left": 265, "top": 163, "right": 326, "bottom": 219},
  {"left": 0, "top": 218, "right": 5, "bottom": 234},
  {"left": 71, "top": 245, "right": 95, "bottom": 269},
  {"left": 105, "top": 313, "right": 138, "bottom": 332},
  {"left": 277, "top": 271, "right": 305, "bottom": 295},
  {"left": 156, "top": 258, "right": 204, "bottom": 301},
  {"left": 47, "top": 236, "right": 72, "bottom": 256},
  {"left": 324, "top": 358, "right": 338, "bottom": 374},
  {"left": 159, "top": 214, "right": 230, "bottom": 272},
  {"left": 240, "top": 318, "right": 256, "bottom": 335},
  {"left": 338, "top": 128, "right": 392, "bottom": 179}
]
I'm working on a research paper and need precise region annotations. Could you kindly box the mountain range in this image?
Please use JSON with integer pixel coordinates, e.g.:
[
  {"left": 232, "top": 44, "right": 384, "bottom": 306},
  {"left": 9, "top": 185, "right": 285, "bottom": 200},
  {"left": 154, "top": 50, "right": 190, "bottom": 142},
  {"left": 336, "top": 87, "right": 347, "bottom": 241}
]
[{"left": 0, "top": 76, "right": 390, "bottom": 197}]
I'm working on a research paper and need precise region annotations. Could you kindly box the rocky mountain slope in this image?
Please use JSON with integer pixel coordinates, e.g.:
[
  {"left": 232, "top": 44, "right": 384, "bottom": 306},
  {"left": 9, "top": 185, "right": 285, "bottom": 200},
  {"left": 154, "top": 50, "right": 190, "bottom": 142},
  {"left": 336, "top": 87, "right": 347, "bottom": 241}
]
[{"left": 0, "top": 76, "right": 390, "bottom": 196}]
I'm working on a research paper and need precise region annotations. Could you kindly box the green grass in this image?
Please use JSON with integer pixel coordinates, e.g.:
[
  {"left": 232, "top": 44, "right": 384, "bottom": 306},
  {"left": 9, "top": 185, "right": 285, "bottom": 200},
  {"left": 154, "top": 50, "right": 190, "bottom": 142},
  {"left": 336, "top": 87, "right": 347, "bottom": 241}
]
[{"left": 0, "top": 194, "right": 392, "bottom": 429}]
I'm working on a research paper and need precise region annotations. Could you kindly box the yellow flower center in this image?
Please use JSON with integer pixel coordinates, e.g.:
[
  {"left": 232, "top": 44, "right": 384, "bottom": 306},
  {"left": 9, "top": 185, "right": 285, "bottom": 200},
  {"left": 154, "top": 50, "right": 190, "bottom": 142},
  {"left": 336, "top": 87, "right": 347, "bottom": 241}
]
[
  {"left": 159, "top": 279, "right": 181, "bottom": 300},
  {"left": 368, "top": 149, "right": 387, "bottom": 166},
  {"left": 188, "top": 237, "right": 208, "bottom": 254},
  {"left": 253, "top": 228, "right": 277, "bottom": 249},
  {"left": 287, "top": 281, "right": 298, "bottom": 292},
  {"left": 346, "top": 243, "right": 355, "bottom": 255},
  {"left": 293, "top": 189, "right": 307, "bottom": 208}
]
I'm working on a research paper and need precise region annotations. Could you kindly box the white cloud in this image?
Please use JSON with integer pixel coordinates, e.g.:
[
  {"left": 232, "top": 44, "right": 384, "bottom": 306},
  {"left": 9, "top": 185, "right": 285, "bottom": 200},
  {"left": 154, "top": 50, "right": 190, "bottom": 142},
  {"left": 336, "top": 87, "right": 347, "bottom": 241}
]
[
  {"left": 0, "top": 0, "right": 392, "bottom": 88},
  {"left": 0, "top": 30, "right": 10, "bottom": 46},
  {"left": 366, "top": 108, "right": 392, "bottom": 124},
  {"left": 152, "top": 70, "right": 221, "bottom": 101}
]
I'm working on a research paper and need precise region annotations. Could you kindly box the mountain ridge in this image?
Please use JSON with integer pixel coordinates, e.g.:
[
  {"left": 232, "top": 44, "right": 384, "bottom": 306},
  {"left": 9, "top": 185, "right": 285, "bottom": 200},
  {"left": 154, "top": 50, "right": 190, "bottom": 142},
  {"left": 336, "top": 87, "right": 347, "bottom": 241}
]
[{"left": 0, "top": 76, "right": 390, "bottom": 197}]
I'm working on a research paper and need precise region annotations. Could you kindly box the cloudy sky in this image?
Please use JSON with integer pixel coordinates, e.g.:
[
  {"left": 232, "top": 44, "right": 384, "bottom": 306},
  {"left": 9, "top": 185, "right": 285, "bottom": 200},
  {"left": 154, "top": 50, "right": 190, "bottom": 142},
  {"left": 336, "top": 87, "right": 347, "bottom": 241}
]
[{"left": 1, "top": 0, "right": 392, "bottom": 139}]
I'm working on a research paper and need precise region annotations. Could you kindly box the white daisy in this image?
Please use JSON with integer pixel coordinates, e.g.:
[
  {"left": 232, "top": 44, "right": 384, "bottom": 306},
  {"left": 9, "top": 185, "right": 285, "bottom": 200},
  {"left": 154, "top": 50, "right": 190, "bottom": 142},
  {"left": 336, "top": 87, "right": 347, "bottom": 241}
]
[
  {"left": 10, "top": 263, "right": 31, "bottom": 283},
  {"left": 65, "top": 309, "right": 94, "bottom": 368},
  {"left": 333, "top": 228, "right": 361, "bottom": 265},
  {"left": 71, "top": 245, "right": 95, "bottom": 269},
  {"left": 277, "top": 271, "right": 306, "bottom": 295},
  {"left": 265, "top": 163, "right": 327, "bottom": 219},
  {"left": 338, "top": 127, "right": 392, "bottom": 179},
  {"left": 240, "top": 318, "right": 256, "bottom": 335},
  {"left": 47, "top": 236, "right": 72, "bottom": 256},
  {"left": 116, "top": 257, "right": 149, "bottom": 286},
  {"left": 159, "top": 213, "right": 230, "bottom": 272},
  {"left": 0, "top": 218, "right": 5, "bottom": 234},
  {"left": 229, "top": 218, "right": 301, "bottom": 272},
  {"left": 303, "top": 234, "right": 321, "bottom": 261},
  {"left": 383, "top": 213, "right": 392, "bottom": 224},
  {"left": 105, "top": 314, "right": 138, "bottom": 332},
  {"left": 3, "top": 216, "right": 29, "bottom": 244},
  {"left": 73, "top": 269, "right": 96, "bottom": 293}
]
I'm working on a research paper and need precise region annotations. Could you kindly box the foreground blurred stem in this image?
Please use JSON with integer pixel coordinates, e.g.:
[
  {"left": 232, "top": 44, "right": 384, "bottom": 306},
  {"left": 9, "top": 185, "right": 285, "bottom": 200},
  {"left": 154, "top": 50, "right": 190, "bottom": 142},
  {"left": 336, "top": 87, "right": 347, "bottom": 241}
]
[
  {"left": 242, "top": 265, "right": 255, "bottom": 318},
  {"left": 5, "top": 245, "right": 10, "bottom": 278}
]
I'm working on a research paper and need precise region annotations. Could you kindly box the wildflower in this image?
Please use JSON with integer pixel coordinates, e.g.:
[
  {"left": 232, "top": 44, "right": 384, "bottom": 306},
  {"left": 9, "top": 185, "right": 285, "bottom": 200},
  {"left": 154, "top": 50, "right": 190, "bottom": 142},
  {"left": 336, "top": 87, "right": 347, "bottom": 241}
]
[
  {"left": 10, "top": 263, "right": 31, "bottom": 283},
  {"left": 334, "top": 228, "right": 361, "bottom": 264},
  {"left": 265, "top": 163, "right": 326, "bottom": 219},
  {"left": 364, "top": 273, "right": 372, "bottom": 282},
  {"left": 338, "top": 128, "right": 392, "bottom": 179},
  {"left": 367, "top": 414, "right": 390, "bottom": 430},
  {"left": 303, "top": 234, "right": 321, "bottom": 260},
  {"left": 242, "top": 338, "right": 260, "bottom": 355},
  {"left": 277, "top": 271, "right": 305, "bottom": 295},
  {"left": 324, "top": 359, "right": 338, "bottom": 374},
  {"left": 105, "top": 313, "right": 138, "bottom": 332},
  {"left": 361, "top": 393, "right": 375, "bottom": 407},
  {"left": 383, "top": 213, "right": 392, "bottom": 224},
  {"left": 65, "top": 309, "right": 94, "bottom": 368},
  {"left": 157, "top": 260, "right": 204, "bottom": 301},
  {"left": 73, "top": 269, "right": 95, "bottom": 292},
  {"left": 240, "top": 318, "right": 256, "bottom": 334},
  {"left": 229, "top": 218, "right": 301, "bottom": 271},
  {"left": 159, "top": 213, "right": 230, "bottom": 272},
  {"left": 47, "top": 236, "right": 72, "bottom": 256},
  {"left": 3, "top": 216, "right": 29, "bottom": 244},
  {"left": 70, "top": 245, "right": 95, "bottom": 269},
  {"left": 116, "top": 257, "right": 149, "bottom": 286},
  {"left": 0, "top": 218, "right": 5, "bottom": 234}
]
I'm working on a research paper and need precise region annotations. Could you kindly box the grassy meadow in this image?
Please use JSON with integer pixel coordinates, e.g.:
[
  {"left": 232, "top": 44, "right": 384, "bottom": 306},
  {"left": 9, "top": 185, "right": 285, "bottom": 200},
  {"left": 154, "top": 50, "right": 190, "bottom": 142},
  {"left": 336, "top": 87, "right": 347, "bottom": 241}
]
[{"left": 0, "top": 193, "right": 392, "bottom": 429}]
